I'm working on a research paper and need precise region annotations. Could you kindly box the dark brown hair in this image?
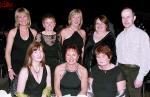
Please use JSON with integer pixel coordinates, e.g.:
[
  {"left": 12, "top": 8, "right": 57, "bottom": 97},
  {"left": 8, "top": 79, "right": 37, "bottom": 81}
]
[
  {"left": 94, "top": 15, "right": 109, "bottom": 31},
  {"left": 65, "top": 44, "right": 79, "bottom": 55},
  {"left": 42, "top": 13, "right": 56, "bottom": 23}
]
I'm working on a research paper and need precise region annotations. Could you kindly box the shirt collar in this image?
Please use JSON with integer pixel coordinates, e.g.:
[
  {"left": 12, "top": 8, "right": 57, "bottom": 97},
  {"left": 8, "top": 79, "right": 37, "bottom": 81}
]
[{"left": 124, "top": 24, "right": 136, "bottom": 32}]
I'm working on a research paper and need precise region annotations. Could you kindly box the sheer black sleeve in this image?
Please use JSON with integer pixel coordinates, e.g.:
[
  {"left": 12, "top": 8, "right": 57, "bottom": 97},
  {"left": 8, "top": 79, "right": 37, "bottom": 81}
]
[{"left": 117, "top": 69, "right": 126, "bottom": 82}]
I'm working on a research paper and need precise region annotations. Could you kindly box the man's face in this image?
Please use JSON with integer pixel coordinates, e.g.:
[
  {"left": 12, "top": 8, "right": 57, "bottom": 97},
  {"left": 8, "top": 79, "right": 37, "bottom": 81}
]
[{"left": 121, "top": 8, "right": 135, "bottom": 28}]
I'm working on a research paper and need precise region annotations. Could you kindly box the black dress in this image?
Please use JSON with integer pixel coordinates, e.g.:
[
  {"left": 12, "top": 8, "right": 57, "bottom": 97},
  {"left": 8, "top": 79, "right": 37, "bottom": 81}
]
[
  {"left": 40, "top": 33, "right": 62, "bottom": 93},
  {"left": 60, "top": 70, "right": 81, "bottom": 96},
  {"left": 91, "top": 65, "right": 125, "bottom": 97},
  {"left": 24, "top": 66, "right": 47, "bottom": 97},
  {"left": 40, "top": 33, "right": 62, "bottom": 71},
  {"left": 11, "top": 28, "right": 34, "bottom": 74},
  {"left": 83, "top": 32, "right": 116, "bottom": 73},
  {"left": 62, "top": 31, "right": 83, "bottom": 63}
]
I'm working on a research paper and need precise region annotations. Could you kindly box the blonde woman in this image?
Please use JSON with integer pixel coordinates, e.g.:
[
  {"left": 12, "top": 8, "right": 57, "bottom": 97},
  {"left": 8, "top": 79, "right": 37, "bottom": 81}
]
[
  {"left": 5, "top": 7, "right": 37, "bottom": 80},
  {"left": 60, "top": 9, "right": 86, "bottom": 64}
]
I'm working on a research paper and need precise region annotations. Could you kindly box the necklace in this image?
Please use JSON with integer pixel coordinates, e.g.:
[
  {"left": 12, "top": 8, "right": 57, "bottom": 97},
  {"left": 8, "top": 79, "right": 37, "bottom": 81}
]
[
  {"left": 32, "top": 66, "right": 41, "bottom": 74},
  {"left": 31, "top": 66, "right": 42, "bottom": 82},
  {"left": 70, "top": 26, "right": 79, "bottom": 32},
  {"left": 66, "top": 63, "right": 78, "bottom": 72}
]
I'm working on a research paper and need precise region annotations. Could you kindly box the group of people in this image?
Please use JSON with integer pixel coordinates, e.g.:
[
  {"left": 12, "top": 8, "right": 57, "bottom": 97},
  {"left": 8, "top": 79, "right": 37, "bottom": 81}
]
[{"left": 4, "top": 6, "right": 150, "bottom": 97}]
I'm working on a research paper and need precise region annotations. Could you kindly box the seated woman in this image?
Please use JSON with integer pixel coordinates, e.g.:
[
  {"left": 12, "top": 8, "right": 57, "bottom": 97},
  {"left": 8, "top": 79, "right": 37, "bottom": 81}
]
[
  {"left": 89, "top": 44, "right": 126, "bottom": 97},
  {"left": 54, "top": 44, "right": 88, "bottom": 96},
  {"left": 16, "top": 42, "right": 51, "bottom": 97}
]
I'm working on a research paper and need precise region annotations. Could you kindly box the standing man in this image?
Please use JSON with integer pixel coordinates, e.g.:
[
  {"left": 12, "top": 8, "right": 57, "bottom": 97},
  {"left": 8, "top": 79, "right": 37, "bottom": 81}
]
[{"left": 116, "top": 7, "right": 150, "bottom": 97}]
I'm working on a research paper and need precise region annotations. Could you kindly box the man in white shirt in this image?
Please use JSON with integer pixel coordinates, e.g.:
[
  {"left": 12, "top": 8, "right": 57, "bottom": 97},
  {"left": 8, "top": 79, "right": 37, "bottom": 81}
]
[{"left": 116, "top": 7, "right": 150, "bottom": 97}]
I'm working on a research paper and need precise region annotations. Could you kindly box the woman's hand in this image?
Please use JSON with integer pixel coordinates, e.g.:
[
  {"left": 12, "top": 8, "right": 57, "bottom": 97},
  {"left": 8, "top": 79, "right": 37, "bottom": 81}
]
[{"left": 8, "top": 69, "right": 16, "bottom": 80}]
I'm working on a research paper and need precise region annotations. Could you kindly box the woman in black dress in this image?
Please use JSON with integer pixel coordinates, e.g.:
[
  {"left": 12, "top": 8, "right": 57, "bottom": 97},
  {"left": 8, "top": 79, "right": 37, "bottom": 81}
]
[
  {"left": 89, "top": 45, "right": 126, "bottom": 97},
  {"left": 36, "top": 13, "right": 62, "bottom": 93},
  {"left": 54, "top": 44, "right": 88, "bottom": 96},
  {"left": 16, "top": 42, "right": 51, "bottom": 97},
  {"left": 5, "top": 7, "right": 37, "bottom": 80},
  {"left": 83, "top": 15, "right": 116, "bottom": 74},
  {"left": 60, "top": 9, "right": 86, "bottom": 64}
]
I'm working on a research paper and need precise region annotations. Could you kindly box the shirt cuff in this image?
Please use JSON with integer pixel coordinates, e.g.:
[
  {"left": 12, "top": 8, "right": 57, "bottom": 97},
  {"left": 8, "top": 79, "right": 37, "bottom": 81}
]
[{"left": 136, "top": 73, "right": 144, "bottom": 82}]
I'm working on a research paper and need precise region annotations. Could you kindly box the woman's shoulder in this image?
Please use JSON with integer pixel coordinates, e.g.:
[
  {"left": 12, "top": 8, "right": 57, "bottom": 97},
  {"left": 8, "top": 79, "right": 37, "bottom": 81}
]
[
  {"left": 79, "top": 29, "right": 86, "bottom": 37},
  {"left": 30, "top": 28, "right": 37, "bottom": 36},
  {"left": 8, "top": 27, "right": 17, "bottom": 36},
  {"left": 10, "top": 27, "right": 17, "bottom": 32},
  {"left": 30, "top": 28, "right": 37, "bottom": 32},
  {"left": 78, "top": 64, "right": 88, "bottom": 73},
  {"left": 55, "top": 63, "right": 66, "bottom": 71},
  {"left": 80, "top": 29, "right": 86, "bottom": 33},
  {"left": 60, "top": 27, "right": 68, "bottom": 34},
  {"left": 45, "top": 65, "right": 50, "bottom": 70},
  {"left": 19, "top": 67, "right": 29, "bottom": 75}
]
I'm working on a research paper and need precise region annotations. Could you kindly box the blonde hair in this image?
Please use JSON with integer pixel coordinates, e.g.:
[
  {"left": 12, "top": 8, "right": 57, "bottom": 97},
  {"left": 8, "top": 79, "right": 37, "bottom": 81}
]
[
  {"left": 15, "top": 7, "right": 31, "bottom": 27},
  {"left": 68, "top": 9, "right": 83, "bottom": 29}
]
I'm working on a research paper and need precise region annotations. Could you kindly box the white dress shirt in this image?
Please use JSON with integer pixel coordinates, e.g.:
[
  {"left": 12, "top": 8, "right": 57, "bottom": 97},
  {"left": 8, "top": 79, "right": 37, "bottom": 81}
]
[{"left": 116, "top": 25, "right": 150, "bottom": 81}]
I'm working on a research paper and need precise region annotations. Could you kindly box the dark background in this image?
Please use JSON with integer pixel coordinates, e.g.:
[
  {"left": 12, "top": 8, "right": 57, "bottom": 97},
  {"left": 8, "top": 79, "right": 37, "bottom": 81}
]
[{"left": 1, "top": 0, "right": 150, "bottom": 35}]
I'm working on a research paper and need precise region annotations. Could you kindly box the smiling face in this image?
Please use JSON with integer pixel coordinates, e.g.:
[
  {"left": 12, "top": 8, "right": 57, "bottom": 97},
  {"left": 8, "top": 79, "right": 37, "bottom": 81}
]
[
  {"left": 68, "top": 9, "right": 83, "bottom": 28},
  {"left": 96, "top": 53, "right": 110, "bottom": 66},
  {"left": 95, "top": 18, "right": 107, "bottom": 32},
  {"left": 95, "top": 45, "right": 112, "bottom": 67},
  {"left": 31, "top": 47, "right": 44, "bottom": 62},
  {"left": 121, "top": 8, "right": 136, "bottom": 28},
  {"left": 42, "top": 17, "right": 56, "bottom": 31},
  {"left": 71, "top": 13, "right": 81, "bottom": 27},
  {"left": 17, "top": 12, "right": 29, "bottom": 26},
  {"left": 15, "top": 8, "right": 31, "bottom": 27},
  {"left": 65, "top": 48, "right": 79, "bottom": 65}
]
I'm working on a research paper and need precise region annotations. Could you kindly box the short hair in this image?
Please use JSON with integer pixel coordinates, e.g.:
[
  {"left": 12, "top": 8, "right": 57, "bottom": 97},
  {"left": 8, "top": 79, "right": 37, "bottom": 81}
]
[
  {"left": 94, "top": 15, "right": 109, "bottom": 31},
  {"left": 121, "top": 7, "right": 135, "bottom": 16},
  {"left": 24, "top": 41, "right": 45, "bottom": 67},
  {"left": 42, "top": 13, "right": 56, "bottom": 23},
  {"left": 95, "top": 44, "right": 112, "bottom": 59},
  {"left": 65, "top": 44, "right": 79, "bottom": 55},
  {"left": 15, "top": 7, "right": 31, "bottom": 27},
  {"left": 68, "top": 9, "right": 83, "bottom": 29}
]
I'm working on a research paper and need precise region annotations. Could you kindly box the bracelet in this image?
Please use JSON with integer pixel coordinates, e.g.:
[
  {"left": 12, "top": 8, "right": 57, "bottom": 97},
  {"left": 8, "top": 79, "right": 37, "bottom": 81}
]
[{"left": 8, "top": 68, "right": 12, "bottom": 71}]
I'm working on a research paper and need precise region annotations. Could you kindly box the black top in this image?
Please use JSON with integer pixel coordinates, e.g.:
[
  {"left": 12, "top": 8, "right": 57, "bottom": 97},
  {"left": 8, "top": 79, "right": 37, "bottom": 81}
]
[
  {"left": 24, "top": 66, "right": 47, "bottom": 97},
  {"left": 41, "top": 33, "right": 62, "bottom": 71},
  {"left": 91, "top": 65, "right": 125, "bottom": 97},
  {"left": 62, "top": 31, "right": 83, "bottom": 63},
  {"left": 83, "top": 32, "right": 116, "bottom": 73},
  {"left": 11, "top": 28, "right": 34, "bottom": 74},
  {"left": 60, "top": 70, "right": 81, "bottom": 96}
]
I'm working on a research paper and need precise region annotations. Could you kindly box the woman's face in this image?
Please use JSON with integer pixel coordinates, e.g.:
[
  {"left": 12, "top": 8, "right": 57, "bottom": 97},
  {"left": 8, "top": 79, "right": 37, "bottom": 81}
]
[
  {"left": 31, "top": 47, "right": 44, "bottom": 62},
  {"left": 43, "top": 18, "right": 56, "bottom": 31},
  {"left": 95, "top": 18, "right": 107, "bottom": 32},
  {"left": 96, "top": 53, "right": 110, "bottom": 66},
  {"left": 65, "top": 49, "right": 79, "bottom": 65},
  {"left": 17, "top": 13, "right": 29, "bottom": 26},
  {"left": 71, "top": 13, "right": 81, "bottom": 26}
]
